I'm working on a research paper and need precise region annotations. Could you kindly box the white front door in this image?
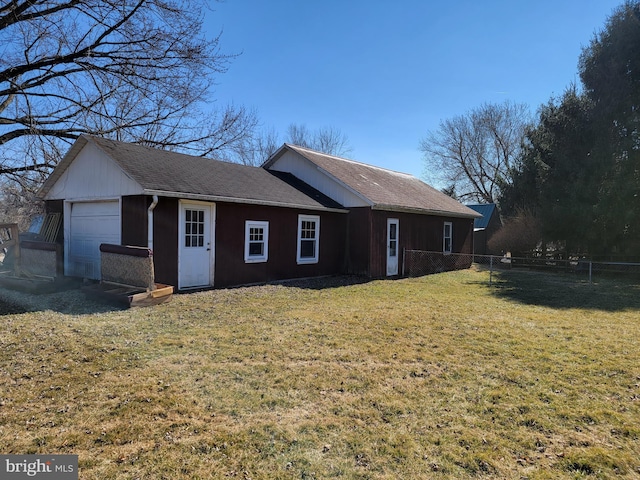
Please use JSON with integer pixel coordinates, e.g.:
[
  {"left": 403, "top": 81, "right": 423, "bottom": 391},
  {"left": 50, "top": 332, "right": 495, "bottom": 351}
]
[
  {"left": 179, "top": 202, "right": 214, "bottom": 289},
  {"left": 387, "top": 218, "right": 399, "bottom": 276}
]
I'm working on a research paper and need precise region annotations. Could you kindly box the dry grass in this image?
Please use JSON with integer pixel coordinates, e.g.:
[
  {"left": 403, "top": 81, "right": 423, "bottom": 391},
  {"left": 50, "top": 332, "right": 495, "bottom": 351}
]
[{"left": 1, "top": 269, "right": 640, "bottom": 479}]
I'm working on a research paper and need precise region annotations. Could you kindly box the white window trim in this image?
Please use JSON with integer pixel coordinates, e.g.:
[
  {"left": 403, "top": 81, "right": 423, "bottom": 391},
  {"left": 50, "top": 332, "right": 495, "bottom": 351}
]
[
  {"left": 297, "top": 214, "right": 320, "bottom": 264},
  {"left": 443, "top": 221, "right": 453, "bottom": 254},
  {"left": 244, "top": 220, "right": 269, "bottom": 263}
]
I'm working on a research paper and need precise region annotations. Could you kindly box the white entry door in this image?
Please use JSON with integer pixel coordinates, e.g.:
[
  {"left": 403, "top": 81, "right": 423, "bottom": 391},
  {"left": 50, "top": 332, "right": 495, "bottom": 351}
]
[
  {"left": 387, "top": 218, "right": 399, "bottom": 276},
  {"left": 179, "top": 202, "right": 213, "bottom": 289}
]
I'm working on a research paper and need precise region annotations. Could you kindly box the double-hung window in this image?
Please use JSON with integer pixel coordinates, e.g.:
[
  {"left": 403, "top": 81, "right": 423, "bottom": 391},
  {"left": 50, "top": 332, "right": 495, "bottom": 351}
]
[
  {"left": 297, "top": 214, "right": 320, "bottom": 264},
  {"left": 443, "top": 221, "right": 453, "bottom": 254},
  {"left": 244, "top": 221, "right": 269, "bottom": 263}
]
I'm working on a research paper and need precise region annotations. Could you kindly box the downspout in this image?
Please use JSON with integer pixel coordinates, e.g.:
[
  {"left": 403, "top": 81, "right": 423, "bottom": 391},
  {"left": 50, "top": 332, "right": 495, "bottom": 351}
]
[{"left": 147, "top": 195, "right": 158, "bottom": 251}]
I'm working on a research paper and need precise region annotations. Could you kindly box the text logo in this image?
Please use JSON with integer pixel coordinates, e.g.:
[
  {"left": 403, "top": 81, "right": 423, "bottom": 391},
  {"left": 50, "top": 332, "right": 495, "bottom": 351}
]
[{"left": 0, "top": 455, "right": 78, "bottom": 479}]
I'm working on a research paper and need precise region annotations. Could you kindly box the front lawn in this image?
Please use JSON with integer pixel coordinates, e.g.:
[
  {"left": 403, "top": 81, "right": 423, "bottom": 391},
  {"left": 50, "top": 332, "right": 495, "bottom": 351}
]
[{"left": 1, "top": 269, "right": 639, "bottom": 479}]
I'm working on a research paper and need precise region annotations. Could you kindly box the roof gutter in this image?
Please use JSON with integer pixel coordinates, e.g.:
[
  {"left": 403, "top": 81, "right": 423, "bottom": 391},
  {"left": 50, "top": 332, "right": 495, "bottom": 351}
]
[
  {"left": 148, "top": 195, "right": 158, "bottom": 251},
  {"left": 142, "top": 190, "right": 349, "bottom": 214},
  {"left": 371, "top": 204, "right": 482, "bottom": 219}
]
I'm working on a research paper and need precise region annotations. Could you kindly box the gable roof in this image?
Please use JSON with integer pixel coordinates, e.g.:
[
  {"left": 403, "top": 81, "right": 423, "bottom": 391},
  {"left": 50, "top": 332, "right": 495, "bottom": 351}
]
[
  {"left": 39, "top": 135, "right": 346, "bottom": 212},
  {"left": 467, "top": 203, "right": 498, "bottom": 230},
  {"left": 264, "top": 144, "right": 481, "bottom": 218}
]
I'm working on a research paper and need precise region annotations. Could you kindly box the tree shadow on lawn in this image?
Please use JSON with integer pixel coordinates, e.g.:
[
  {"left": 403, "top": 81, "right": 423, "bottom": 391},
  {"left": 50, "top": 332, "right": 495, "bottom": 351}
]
[{"left": 484, "top": 269, "right": 640, "bottom": 311}]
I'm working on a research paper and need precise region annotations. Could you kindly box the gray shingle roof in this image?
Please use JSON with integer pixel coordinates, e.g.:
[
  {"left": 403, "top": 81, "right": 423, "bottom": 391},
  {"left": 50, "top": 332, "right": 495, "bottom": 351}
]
[
  {"left": 41, "top": 135, "right": 346, "bottom": 212},
  {"left": 271, "top": 144, "right": 481, "bottom": 218}
]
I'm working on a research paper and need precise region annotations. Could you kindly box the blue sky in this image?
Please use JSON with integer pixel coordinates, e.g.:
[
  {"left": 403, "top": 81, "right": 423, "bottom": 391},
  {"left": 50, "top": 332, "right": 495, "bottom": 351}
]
[{"left": 205, "top": 1, "right": 622, "bottom": 179}]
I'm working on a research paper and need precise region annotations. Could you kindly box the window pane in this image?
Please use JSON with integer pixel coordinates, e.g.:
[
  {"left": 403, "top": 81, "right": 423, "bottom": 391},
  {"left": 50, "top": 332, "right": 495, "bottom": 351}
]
[
  {"left": 300, "top": 239, "right": 315, "bottom": 258},
  {"left": 297, "top": 216, "right": 319, "bottom": 263},
  {"left": 184, "top": 208, "right": 206, "bottom": 248},
  {"left": 301, "top": 221, "right": 316, "bottom": 239},
  {"left": 390, "top": 240, "right": 397, "bottom": 257},
  {"left": 250, "top": 227, "right": 264, "bottom": 241},
  {"left": 249, "top": 242, "right": 263, "bottom": 256}
]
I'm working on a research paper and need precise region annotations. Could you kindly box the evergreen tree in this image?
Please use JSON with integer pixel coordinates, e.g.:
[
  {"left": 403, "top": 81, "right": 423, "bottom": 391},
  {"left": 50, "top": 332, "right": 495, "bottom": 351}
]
[
  {"left": 500, "top": 1, "right": 640, "bottom": 258},
  {"left": 579, "top": 1, "right": 640, "bottom": 257}
]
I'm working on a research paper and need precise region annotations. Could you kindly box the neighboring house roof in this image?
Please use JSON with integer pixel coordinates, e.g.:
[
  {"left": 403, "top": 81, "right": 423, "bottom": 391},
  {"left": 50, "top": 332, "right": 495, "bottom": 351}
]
[
  {"left": 265, "top": 144, "right": 481, "bottom": 218},
  {"left": 467, "top": 203, "right": 497, "bottom": 230},
  {"left": 39, "top": 135, "right": 346, "bottom": 212}
]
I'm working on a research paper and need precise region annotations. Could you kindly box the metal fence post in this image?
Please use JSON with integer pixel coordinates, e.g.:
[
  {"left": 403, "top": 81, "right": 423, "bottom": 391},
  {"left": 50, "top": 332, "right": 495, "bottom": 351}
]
[
  {"left": 589, "top": 261, "right": 592, "bottom": 284},
  {"left": 489, "top": 255, "right": 493, "bottom": 286}
]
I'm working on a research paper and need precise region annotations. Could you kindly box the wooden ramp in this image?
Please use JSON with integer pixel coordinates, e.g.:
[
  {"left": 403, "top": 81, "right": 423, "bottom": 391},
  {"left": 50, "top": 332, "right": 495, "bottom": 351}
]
[{"left": 83, "top": 282, "right": 173, "bottom": 308}]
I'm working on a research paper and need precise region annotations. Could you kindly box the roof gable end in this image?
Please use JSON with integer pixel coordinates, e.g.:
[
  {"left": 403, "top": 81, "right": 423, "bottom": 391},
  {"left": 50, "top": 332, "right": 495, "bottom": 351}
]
[
  {"left": 40, "top": 135, "right": 143, "bottom": 200},
  {"left": 266, "top": 144, "right": 481, "bottom": 218}
]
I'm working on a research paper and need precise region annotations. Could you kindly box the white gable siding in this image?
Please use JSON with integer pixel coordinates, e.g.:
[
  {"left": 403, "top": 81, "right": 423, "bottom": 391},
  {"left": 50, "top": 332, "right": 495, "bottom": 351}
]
[
  {"left": 269, "top": 150, "right": 370, "bottom": 207},
  {"left": 44, "top": 141, "right": 143, "bottom": 200}
]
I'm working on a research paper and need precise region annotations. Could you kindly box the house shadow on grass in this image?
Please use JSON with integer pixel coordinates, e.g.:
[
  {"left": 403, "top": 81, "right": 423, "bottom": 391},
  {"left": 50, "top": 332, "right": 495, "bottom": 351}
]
[
  {"left": 483, "top": 269, "right": 640, "bottom": 312},
  {"left": 0, "top": 286, "right": 127, "bottom": 316},
  {"left": 268, "top": 275, "right": 372, "bottom": 290},
  {"left": 0, "top": 297, "right": 29, "bottom": 315}
]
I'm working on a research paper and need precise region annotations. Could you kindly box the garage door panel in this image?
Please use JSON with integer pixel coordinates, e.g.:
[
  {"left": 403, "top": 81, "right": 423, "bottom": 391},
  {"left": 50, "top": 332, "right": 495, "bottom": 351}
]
[
  {"left": 72, "top": 201, "right": 119, "bottom": 217},
  {"left": 69, "top": 201, "right": 120, "bottom": 279}
]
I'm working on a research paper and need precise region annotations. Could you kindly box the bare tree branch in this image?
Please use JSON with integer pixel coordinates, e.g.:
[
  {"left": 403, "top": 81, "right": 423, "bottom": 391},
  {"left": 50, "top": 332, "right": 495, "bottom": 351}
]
[
  {"left": 285, "top": 123, "right": 352, "bottom": 157},
  {"left": 420, "top": 101, "right": 530, "bottom": 204},
  {"left": 1, "top": 0, "right": 256, "bottom": 191}
]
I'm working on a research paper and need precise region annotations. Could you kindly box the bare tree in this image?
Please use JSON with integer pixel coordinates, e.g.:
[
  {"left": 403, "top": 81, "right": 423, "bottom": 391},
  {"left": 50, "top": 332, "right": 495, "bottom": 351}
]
[
  {"left": 229, "top": 123, "right": 353, "bottom": 167},
  {"left": 420, "top": 101, "right": 530, "bottom": 203},
  {"left": 227, "top": 126, "right": 280, "bottom": 166},
  {"left": 0, "top": 0, "right": 256, "bottom": 184},
  {"left": 286, "top": 124, "right": 313, "bottom": 149},
  {"left": 313, "top": 126, "right": 352, "bottom": 157},
  {"left": 285, "top": 123, "right": 352, "bottom": 157}
]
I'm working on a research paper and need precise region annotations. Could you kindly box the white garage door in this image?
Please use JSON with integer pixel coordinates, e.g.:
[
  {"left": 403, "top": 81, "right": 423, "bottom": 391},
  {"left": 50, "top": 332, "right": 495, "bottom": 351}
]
[{"left": 68, "top": 201, "right": 120, "bottom": 279}]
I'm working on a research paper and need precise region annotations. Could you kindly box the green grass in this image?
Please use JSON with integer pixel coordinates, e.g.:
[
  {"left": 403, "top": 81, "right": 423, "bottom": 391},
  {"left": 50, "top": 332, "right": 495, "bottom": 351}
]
[{"left": 1, "top": 268, "right": 640, "bottom": 479}]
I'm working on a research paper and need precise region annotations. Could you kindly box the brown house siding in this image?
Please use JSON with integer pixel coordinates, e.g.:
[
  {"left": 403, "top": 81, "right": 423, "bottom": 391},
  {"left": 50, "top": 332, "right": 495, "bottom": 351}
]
[
  {"left": 368, "top": 210, "right": 475, "bottom": 278},
  {"left": 121, "top": 195, "right": 148, "bottom": 246},
  {"left": 102, "top": 196, "right": 474, "bottom": 289},
  {"left": 120, "top": 195, "right": 178, "bottom": 287},
  {"left": 346, "top": 208, "right": 372, "bottom": 276},
  {"left": 214, "top": 203, "right": 347, "bottom": 288},
  {"left": 119, "top": 198, "right": 346, "bottom": 289},
  {"left": 151, "top": 197, "right": 179, "bottom": 287}
]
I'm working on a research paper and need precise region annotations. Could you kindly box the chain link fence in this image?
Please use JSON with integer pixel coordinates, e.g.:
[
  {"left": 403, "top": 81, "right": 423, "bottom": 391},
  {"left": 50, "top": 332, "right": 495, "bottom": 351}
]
[{"left": 403, "top": 250, "right": 640, "bottom": 284}]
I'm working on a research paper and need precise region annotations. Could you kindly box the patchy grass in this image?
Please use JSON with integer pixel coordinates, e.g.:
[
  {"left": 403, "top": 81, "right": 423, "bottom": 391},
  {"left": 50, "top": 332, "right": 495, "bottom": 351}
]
[{"left": 1, "top": 269, "right": 639, "bottom": 479}]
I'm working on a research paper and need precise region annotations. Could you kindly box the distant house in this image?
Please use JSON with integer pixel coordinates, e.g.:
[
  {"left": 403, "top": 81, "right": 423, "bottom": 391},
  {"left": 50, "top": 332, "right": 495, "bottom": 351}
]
[
  {"left": 467, "top": 203, "right": 502, "bottom": 255},
  {"left": 39, "top": 136, "right": 480, "bottom": 290}
]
